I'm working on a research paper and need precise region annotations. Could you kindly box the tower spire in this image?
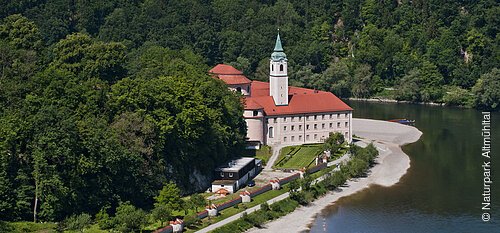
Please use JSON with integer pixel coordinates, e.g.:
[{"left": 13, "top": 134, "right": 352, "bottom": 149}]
[
  {"left": 269, "top": 31, "right": 288, "bottom": 106},
  {"left": 274, "top": 31, "right": 283, "bottom": 52}
]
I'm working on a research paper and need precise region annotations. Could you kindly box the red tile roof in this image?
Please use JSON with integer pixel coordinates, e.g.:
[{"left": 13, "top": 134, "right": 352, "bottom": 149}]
[
  {"left": 244, "top": 98, "right": 264, "bottom": 110},
  {"left": 209, "top": 64, "right": 352, "bottom": 116},
  {"left": 209, "top": 64, "right": 251, "bottom": 85},
  {"left": 209, "top": 64, "right": 244, "bottom": 75},
  {"left": 218, "top": 75, "right": 251, "bottom": 85},
  {"left": 245, "top": 81, "right": 352, "bottom": 116}
]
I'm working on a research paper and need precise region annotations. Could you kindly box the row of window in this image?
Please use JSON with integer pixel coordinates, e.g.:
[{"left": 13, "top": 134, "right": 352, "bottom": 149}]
[
  {"left": 272, "top": 113, "right": 349, "bottom": 123},
  {"left": 282, "top": 122, "right": 348, "bottom": 131},
  {"left": 220, "top": 172, "right": 233, "bottom": 178},
  {"left": 282, "top": 132, "right": 349, "bottom": 142}
]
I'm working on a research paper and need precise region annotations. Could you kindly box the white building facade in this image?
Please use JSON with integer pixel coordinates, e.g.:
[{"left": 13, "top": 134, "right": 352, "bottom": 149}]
[{"left": 210, "top": 33, "right": 353, "bottom": 148}]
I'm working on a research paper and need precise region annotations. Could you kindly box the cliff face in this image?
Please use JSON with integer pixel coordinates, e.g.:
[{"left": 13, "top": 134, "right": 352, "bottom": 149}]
[{"left": 188, "top": 169, "right": 212, "bottom": 193}]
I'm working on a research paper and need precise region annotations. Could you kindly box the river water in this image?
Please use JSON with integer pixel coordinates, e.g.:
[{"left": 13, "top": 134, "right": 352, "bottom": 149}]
[{"left": 309, "top": 101, "right": 499, "bottom": 233}]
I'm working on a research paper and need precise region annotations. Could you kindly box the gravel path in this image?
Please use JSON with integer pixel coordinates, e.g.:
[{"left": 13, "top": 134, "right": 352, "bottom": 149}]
[{"left": 264, "top": 145, "right": 284, "bottom": 170}]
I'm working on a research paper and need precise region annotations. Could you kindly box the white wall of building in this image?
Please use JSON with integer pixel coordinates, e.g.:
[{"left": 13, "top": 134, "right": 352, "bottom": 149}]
[
  {"left": 244, "top": 110, "right": 264, "bottom": 144},
  {"left": 269, "top": 60, "right": 288, "bottom": 106},
  {"left": 264, "top": 111, "right": 352, "bottom": 146}
]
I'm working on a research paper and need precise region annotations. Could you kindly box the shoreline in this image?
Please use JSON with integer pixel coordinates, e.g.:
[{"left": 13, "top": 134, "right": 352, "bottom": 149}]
[
  {"left": 346, "top": 97, "right": 447, "bottom": 106},
  {"left": 247, "top": 118, "right": 422, "bottom": 233}
]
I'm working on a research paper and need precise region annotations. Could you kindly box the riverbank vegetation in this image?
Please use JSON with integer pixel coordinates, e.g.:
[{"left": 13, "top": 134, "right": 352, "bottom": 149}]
[{"left": 212, "top": 143, "right": 379, "bottom": 232}]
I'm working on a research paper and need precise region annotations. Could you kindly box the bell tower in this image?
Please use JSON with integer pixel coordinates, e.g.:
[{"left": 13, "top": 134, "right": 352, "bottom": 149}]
[{"left": 269, "top": 32, "right": 288, "bottom": 106}]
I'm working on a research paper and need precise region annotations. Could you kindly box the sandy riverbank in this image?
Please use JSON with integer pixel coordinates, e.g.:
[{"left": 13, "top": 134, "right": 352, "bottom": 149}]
[{"left": 247, "top": 118, "right": 422, "bottom": 233}]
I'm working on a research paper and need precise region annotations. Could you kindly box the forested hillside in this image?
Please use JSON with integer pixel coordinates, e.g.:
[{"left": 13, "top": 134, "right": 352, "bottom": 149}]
[{"left": 0, "top": 0, "right": 498, "bottom": 223}]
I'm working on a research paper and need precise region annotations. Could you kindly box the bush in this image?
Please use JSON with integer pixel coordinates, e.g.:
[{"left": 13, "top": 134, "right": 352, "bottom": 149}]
[
  {"left": 260, "top": 202, "right": 270, "bottom": 212},
  {"left": 95, "top": 206, "right": 113, "bottom": 230},
  {"left": 442, "top": 86, "right": 474, "bottom": 107},
  {"left": 241, "top": 212, "right": 265, "bottom": 228},
  {"left": 183, "top": 215, "right": 201, "bottom": 229},
  {"left": 64, "top": 213, "right": 92, "bottom": 232},
  {"left": 111, "top": 202, "right": 147, "bottom": 233}
]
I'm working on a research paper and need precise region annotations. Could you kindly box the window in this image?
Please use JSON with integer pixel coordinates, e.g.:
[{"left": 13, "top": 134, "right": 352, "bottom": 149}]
[
  {"left": 229, "top": 173, "right": 233, "bottom": 178},
  {"left": 314, "top": 124, "right": 318, "bottom": 130},
  {"left": 322, "top": 115, "right": 325, "bottom": 120},
  {"left": 236, "top": 87, "right": 242, "bottom": 93},
  {"left": 291, "top": 117, "right": 295, "bottom": 122},
  {"left": 330, "top": 114, "right": 333, "bottom": 119},
  {"left": 345, "top": 113, "right": 348, "bottom": 118},
  {"left": 306, "top": 125, "right": 310, "bottom": 130},
  {"left": 271, "top": 64, "right": 274, "bottom": 71},
  {"left": 322, "top": 123, "right": 325, "bottom": 129},
  {"left": 284, "top": 126, "right": 287, "bottom": 131},
  {"left": 299, "top": 135, "right": 302, "bottom": 141},
  {"left": 284, "top": 136, "right": 287, "bottom": 142},
  {"left": 280, "top": 64, "right": 284, "bottom": 71},
  {"left": 291, "top": 136, "right": 295, "bottom": 141},
  {"left": 291, "top": 125, "right": 295, "bottom": 131},
  {"left": 308, "top": 116, "right": 311, "bottom": 120},
  {"left": 314, "top": 115, "right": 317, "bottom": 120},
  {"left": 299, "top": 125, "right": 302, "bottom": 130},
  {"left": 306, "top": 135, "right": 310, "bottom": 140},
  {"left": 253, "top": 111, "right": 258, "bottom": 116},
  {"left": 345, "top": 132, "right": 348, "bottom": 138},
  {"left": 337, "top": 122, "right": 341, "bottom": 128},
  {"left": 247, "top": 86, "right": 250, "bottom": 92},
  {"left": 269, "top": 127, "right": 274, "bottom": 138},
  {"left": 314, "top": 134, "right": 318, "bottom": 139},
  {"left": 345, "top": 122, "right": 348, "bottom": 127},
  {"left": 283, "top": 117, "right": 287, "bottom": 122},
  {"left": 329, "top": 123, "right": 333, "bottom": 128},
  {"left": 220, "top": 172, "right": 224, "bottom": 177},
  {"left": 299, "top": 116, "right": 302, "bottom": 121},
  {"left": 274, "top": 118, "right": 277, "bottom": 123},
  {"left": 337, "top": 114, "right": 340, "bottom": 118}
]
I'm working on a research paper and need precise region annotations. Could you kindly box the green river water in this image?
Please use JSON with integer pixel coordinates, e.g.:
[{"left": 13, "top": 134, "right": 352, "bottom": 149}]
[{"left": 310, "top": 101, "right": 499, "bottom": 233}]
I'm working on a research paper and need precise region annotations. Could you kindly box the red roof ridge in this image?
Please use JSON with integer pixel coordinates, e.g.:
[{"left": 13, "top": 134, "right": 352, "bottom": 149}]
[{"left": 209, "top": 64, "right": 243, "bottom": 75}]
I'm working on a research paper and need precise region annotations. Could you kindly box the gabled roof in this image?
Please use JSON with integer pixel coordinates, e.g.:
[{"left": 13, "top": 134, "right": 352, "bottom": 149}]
[
  {"left": 218, "top": 75, "right": 251, "bottom": 85},
  {"left": 209, "top": 64, "right": 251, "bottom": 85},
  {"left": 244, "top": 99, "right": 264, "bottom": 110},
  {"left": 209, "top": 64, "right": 243, "bottom": 75},
  {"left": 244, "top": 81, "right": 352, "bottom": 116}
]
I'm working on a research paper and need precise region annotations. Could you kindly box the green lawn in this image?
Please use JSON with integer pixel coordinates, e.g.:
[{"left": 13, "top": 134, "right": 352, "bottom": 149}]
[
  {"left": 275, "top": 144, "right": 323, "bottom": 169},
  {"left": 1, "top": 221, "right": 56, "bottom": 233},
  {"left": 184, "top": 186, "right": 289, "bottom": 233}
]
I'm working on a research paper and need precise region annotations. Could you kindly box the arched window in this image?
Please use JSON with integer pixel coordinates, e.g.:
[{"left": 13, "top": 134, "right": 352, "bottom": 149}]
[
  {"left": 269, "top": 127, "right": 274, "bottom": 138},
  {"left": 280, "top": 64, "right": 284, "bottom": 71},
  {"left": 271, "top": 64, "right": 274, "bottom": 71}
]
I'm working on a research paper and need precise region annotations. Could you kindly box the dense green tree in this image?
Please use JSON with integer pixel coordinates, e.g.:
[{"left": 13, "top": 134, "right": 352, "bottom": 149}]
[
  {"left": 154, "top": 182, "right": 182, "bottom": 211},
  {"left": 151, "top": 205, "right": 171, "bottom": 227},
  {"left": 64, "top": 213, "right": 92, "bottom": 232},
  {"left": 189, "top": 193, "right": 207, "bottom": 212},
  {"left": 111, "top": 202, "right": 147, "bottom": 233},
  {"left": 472, "top": 68, "right": 500, "bottom": 111},
  {"left": 322, "top": 132, "right": 345, "bottom": 153}
]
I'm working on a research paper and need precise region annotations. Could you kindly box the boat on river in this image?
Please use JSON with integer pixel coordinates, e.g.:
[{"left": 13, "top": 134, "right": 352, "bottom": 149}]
[{"left": 388, "top": 118, "right": 415, "bottom": 125}]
